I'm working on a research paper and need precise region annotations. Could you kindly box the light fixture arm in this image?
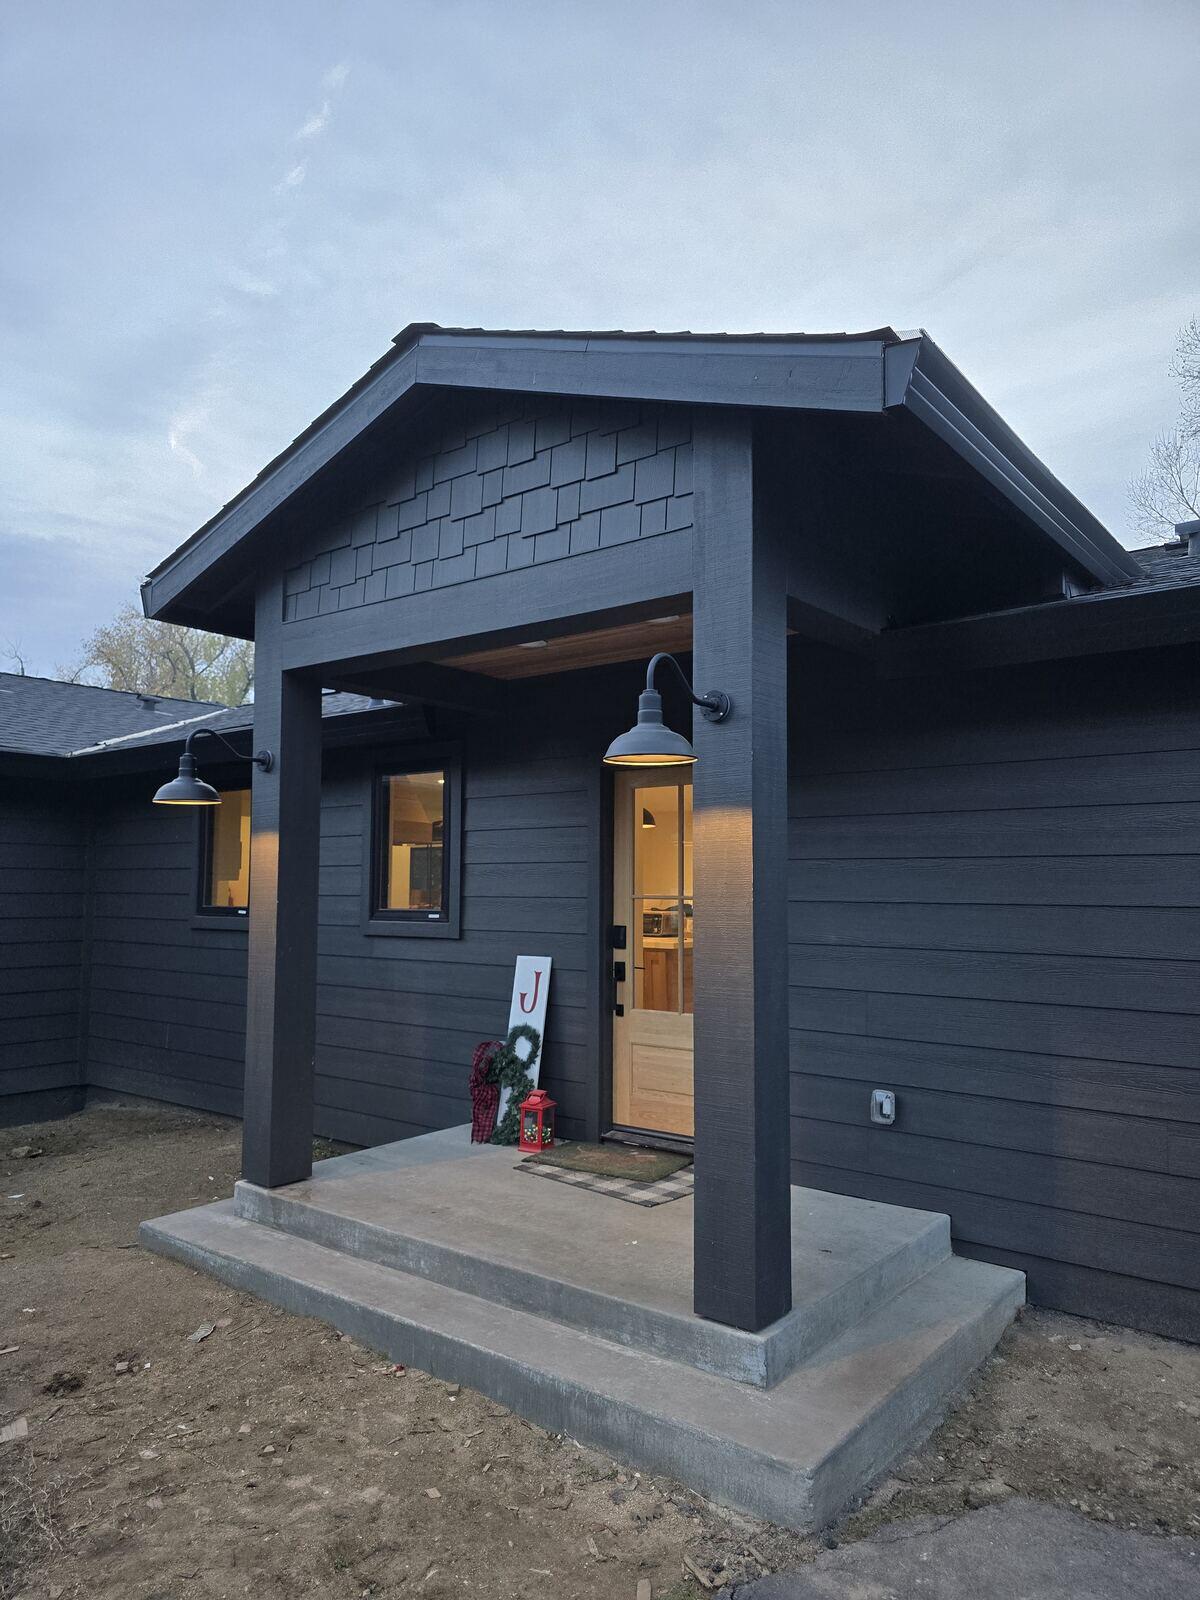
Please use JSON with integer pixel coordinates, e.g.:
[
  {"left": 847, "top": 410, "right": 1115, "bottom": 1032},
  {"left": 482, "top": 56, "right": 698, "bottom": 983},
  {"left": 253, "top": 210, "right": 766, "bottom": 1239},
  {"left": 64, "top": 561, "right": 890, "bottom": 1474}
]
[
  {"left": 644, "top": 652, "right": 731, "bottom": 724},
  {"left": 184, "top": 726, "right": 273, "bottom": 772}
]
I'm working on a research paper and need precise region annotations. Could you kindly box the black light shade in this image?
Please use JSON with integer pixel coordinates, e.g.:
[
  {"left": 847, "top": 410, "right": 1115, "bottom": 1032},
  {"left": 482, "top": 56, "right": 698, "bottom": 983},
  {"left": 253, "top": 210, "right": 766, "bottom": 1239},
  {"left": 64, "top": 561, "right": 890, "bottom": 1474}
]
[
  {"left": 152, "top": 750, "right": 222, "bottom": 806},
  {"left": 603, "top": 690, "right": 698, "bottom": 766}
]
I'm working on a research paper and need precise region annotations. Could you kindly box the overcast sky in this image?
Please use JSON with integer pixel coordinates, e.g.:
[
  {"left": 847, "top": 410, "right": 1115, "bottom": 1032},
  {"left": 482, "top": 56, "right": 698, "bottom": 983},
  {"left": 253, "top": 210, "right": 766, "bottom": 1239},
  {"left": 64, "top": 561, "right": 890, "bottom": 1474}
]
[{"left": 1, "top": 0, "right": 1197, "bottom": 673}]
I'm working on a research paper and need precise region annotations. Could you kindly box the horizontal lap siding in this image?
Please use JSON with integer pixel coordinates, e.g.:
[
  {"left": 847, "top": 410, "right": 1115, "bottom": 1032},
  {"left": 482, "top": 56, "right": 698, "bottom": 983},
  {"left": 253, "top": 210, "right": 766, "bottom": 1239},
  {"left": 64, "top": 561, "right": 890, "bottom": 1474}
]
[
  {"left": 82, "top": 682, "right": 614, "bottom": 1147},
  {"left": 314, "top": 706, "right": 603, "bottom": 1146},
  {"left": 788, "top": 644, "right": 1200, "bottom": 1340},
  {"left": 84, "top": 789, "right": 248, "bottom": 1115},
  {"left": 0, "top": 787, "right": 86, "bottom": 1108}
]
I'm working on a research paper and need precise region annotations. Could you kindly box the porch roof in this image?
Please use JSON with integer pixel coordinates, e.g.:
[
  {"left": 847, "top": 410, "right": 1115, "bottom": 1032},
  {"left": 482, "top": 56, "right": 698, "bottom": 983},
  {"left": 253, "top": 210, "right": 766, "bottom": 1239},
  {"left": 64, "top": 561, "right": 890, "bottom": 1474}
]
[{"left": 140, "top": 323, "right": 1140, "bottom": 639}]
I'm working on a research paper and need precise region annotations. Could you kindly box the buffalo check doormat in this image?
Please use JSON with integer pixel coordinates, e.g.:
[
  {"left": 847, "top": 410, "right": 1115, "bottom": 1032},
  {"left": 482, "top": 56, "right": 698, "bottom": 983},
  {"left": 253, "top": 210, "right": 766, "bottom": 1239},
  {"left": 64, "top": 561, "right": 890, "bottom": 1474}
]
[{"left": 516, "top": 1153, "right": 695, "bottom": 1206}]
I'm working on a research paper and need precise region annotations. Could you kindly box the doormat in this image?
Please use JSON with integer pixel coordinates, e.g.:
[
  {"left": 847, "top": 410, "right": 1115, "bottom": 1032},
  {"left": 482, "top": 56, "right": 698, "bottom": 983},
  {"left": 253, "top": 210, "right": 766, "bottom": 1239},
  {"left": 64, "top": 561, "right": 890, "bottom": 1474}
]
[
  {"left": 517, "top": 1144, "right": 694, "bottom": 1206},
  {"left": 528, "top": 1142, "right": 691, "bottom": 1182}
]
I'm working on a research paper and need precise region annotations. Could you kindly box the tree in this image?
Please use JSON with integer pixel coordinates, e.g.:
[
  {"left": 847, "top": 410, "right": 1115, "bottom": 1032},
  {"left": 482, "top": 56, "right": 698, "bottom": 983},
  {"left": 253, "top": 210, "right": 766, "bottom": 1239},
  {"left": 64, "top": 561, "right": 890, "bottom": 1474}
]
[
  {"left": 65, "top": 603, "right": 254, "bottom": 706},
  {"left": 2, "top": 641, "right": 30, "bottom": 676},
  {"left": 1129, "top": 317, "right": 1200, "bottom": 538}
]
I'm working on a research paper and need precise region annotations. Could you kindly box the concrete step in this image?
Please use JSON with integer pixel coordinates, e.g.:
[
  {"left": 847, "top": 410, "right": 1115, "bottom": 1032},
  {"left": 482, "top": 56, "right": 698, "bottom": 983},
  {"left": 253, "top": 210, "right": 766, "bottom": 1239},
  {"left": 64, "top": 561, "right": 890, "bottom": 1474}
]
[
  {"left": 141, "top": 1199, "right": 1023, "bottom": 1531},
  {"left": 231, "top": 1131, "right": 951, "bottom": 1388}
]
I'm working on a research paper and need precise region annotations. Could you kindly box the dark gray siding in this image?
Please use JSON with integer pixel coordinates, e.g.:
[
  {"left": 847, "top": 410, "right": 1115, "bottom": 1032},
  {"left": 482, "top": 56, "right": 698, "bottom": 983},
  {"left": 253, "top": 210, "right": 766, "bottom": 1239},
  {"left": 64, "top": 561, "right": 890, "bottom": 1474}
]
[
  {"left": 788, "top": 643, "right": 1200, "bottom": 1340},
  {"left": 80, "top": 673, "right": 628, "bottom": 1146},
  {"left": 0, "top": 781, "right": 87, "bottom": 1119},
  {"left": 84, "top": 769, "right": 249, "bottom": 1117},
  {"left": 282, "top": 394, "right": 693, "bottom": 618},
  {"left": 18, "top": 638, "right": 1200, "bottom": 1338},
  {"left": 311, "top": 684, "right": 609, "bottom": 1147}
]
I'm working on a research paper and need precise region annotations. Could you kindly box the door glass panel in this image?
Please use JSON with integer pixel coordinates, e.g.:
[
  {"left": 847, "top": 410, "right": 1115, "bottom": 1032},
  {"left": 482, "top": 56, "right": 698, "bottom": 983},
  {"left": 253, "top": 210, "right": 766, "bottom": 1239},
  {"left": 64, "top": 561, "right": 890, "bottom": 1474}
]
[
  {"left": 634, "top": 912, "right": 681, "bottom": 1011},
  {"left": 682, "top": 904, "right": 693, "bottom": 1015},
  {"left": 630, "top": 780, "right": 693, "bottom": 1014},
  {"left": 633, "top": 785, "right": 681, "bottom": 896},
  {"left": 682, "top": 782, "right": 693, "bottom": 1013},
  {"left": 683, "top": 784, "right": 693, "bottom": 897}
]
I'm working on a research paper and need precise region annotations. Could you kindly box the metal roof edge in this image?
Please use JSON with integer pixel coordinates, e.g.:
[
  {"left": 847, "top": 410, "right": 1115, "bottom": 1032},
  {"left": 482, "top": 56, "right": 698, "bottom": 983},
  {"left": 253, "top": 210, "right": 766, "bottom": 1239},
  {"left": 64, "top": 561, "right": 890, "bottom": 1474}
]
[{"left": 886, "top": 333, "right": 1142, "bottom": 588}]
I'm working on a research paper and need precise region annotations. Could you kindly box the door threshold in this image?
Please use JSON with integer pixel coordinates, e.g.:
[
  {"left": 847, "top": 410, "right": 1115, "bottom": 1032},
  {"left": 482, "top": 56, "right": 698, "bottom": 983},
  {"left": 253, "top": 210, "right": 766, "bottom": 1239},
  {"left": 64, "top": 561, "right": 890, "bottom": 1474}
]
[{"left": 603, "top": 1125, "right": 694, "bottom": 1157}]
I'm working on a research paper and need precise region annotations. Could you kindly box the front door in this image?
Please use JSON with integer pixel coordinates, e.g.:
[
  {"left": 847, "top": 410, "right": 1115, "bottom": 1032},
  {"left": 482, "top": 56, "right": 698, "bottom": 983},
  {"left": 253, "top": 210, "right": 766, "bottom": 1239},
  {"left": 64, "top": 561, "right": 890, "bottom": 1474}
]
[{"left": 611, "top": 769, "right": 694, "bottom": 1137}]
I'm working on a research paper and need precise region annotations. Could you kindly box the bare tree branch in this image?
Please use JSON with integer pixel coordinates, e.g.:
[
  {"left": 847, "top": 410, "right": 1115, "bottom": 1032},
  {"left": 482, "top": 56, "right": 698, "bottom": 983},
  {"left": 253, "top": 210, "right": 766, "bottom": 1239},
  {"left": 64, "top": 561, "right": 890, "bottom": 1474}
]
[
  {"left": 1129, "top": 319, "right": 1200, "bottom": 537},
  {"left": 2, "top": 640, "right": 30, "bottom": 676}
]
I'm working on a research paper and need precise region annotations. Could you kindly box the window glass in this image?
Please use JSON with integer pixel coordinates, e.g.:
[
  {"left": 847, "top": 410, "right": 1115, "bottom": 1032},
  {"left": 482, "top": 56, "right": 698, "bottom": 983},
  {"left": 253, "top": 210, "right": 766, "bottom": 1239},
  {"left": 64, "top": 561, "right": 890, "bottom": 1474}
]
[
  {"left": 379, "top": 770, "right": 447, "bottom": 917},
  {"left": 201, "top": 789, "right": 250, "bottom": 913}
]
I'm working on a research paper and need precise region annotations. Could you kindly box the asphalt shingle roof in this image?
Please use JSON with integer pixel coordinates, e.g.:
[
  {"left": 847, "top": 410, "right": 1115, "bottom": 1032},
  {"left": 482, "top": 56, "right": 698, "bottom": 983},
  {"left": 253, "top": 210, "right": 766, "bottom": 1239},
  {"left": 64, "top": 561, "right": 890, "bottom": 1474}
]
[
  {"left": 65, "top": 692, "right": 390, "bottom": 757},
  {"left": 1124, "top": 543, "right": 1200, "bottom": 594},
  {"left": 0, "top": 674, "right": 228, "bottom": 757}
]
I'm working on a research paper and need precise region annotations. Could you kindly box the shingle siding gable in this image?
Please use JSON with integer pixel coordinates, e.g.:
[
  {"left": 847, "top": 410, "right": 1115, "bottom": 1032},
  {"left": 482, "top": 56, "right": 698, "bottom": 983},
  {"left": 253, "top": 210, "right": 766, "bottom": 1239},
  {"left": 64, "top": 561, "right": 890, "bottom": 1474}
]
[{"left": 281, "top": 395, "right": 692, "bottom": 622}]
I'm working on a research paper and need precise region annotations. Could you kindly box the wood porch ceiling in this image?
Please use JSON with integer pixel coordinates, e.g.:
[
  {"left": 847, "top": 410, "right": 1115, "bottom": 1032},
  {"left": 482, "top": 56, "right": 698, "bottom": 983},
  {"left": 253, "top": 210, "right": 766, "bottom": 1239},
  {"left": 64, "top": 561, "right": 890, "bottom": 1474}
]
[{"left": 433, "top": 613, "right": 694, "bottom": 679}]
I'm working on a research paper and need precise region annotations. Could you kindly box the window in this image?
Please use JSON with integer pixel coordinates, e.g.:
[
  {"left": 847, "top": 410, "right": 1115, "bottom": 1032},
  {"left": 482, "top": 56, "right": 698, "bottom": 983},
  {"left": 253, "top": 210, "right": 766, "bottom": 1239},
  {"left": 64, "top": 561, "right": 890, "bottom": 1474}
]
[
  {"left": 199, "top": 788, "right": 251, "bottom": 915},
  {"left": 374, "top": 768, "right": 449, "bottom": 921}
]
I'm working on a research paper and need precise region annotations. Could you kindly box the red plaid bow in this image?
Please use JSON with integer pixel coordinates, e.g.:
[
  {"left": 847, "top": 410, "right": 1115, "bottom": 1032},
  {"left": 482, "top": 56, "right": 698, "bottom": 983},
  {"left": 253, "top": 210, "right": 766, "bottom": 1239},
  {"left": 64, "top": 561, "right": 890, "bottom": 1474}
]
[{"left": 469, "top": 1039, "right": 504, "bottom": 1143}]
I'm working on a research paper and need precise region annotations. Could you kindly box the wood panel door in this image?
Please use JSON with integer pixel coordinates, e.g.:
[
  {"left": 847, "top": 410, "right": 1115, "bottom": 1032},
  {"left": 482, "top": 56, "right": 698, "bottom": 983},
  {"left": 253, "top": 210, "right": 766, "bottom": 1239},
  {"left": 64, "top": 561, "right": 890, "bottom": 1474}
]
[{"left": 612, "top": 769, "right": 694, "bottom": 1137}]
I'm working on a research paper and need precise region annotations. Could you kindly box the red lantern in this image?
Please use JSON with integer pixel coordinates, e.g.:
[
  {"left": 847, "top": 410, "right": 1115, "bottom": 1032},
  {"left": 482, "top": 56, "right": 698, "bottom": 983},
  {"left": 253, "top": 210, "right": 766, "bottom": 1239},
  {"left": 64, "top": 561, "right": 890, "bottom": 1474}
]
[{"left": 518, "top": 1088, "right": 556, "bottom": 1153}]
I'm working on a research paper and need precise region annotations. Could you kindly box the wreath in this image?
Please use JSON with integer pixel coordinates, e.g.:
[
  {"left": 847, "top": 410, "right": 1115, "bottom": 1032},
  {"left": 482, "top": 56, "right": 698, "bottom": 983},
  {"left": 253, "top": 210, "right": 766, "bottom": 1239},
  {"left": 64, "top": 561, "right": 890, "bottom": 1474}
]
[{"left": 486, "top": 1022, "right": 543, "bottom": 1146}]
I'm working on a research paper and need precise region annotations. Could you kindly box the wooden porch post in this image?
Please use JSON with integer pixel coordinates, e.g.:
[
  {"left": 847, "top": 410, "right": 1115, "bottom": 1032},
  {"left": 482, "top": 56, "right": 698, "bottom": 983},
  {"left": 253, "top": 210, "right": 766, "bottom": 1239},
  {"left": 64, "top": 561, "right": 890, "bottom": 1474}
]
[
  {"left": 242, "top": 586, "right": 323, "bottom": 1189},
  {"left": 690, "top": 413, "right": 792, "bottom": 1331}
]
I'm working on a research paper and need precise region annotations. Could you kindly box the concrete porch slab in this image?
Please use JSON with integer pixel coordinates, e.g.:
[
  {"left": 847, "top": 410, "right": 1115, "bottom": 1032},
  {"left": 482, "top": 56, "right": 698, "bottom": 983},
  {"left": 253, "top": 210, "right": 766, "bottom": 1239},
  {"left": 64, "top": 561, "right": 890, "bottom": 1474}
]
[
  {"left": 231, "top": 1126, "right": 952, "bottom": 1387},
  {"left": 141, "top": 1197, "right": 1023, "bottom": 1532}
]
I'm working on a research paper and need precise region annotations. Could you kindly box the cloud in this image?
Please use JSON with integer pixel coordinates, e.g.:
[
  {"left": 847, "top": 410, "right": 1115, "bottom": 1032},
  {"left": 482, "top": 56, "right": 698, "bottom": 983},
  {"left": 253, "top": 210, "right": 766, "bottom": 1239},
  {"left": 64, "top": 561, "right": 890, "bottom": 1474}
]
[
  {"left": 228, "top": 269, "right": 280, "bottom": 298},
  {"left": 291, "top": 61, "right": 350, "bottom": 145},
  {"left": 168, "top": 407, "right": 207, "bottom": 478},
  {"left": 275, "top": 62, "right": 350, "bottom": 190},
  {"left": 275, "top": 161, "right": 307, "bottom": 193},
  {"left": 295, "top": 106, "right": 331, "bottom": 141},
  {"left": 165, "top": 60, "right": 355, "bottom": 501}
]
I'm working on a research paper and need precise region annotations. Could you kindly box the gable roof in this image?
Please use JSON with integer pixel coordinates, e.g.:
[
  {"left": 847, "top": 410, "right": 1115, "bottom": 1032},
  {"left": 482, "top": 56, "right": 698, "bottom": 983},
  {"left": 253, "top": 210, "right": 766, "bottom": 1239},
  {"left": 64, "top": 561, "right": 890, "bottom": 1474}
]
[
  {"left": 140, "top": 322, "right": 1141, "bottom": 636},
  {"left": 0, "top": 673, "right": 228, "bottom": 757}
]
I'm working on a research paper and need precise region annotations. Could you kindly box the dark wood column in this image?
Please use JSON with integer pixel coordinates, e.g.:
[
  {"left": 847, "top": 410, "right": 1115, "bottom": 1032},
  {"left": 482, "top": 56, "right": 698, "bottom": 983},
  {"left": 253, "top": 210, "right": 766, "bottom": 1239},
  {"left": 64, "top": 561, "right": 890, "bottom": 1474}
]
[
  {"left": 690, "top": 412, "right": 792, "bottom": 1332},
  {"left": 242, "top": 584, "right": 323, "bottom": 1189}
]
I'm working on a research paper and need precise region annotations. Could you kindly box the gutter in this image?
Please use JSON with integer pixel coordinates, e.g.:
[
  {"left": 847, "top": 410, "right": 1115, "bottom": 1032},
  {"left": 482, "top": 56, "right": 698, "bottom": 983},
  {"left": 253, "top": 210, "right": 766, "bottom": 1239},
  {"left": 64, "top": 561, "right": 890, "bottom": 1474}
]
[{"left": 884, "top": 335, "right": 1142, "bottom": 589}]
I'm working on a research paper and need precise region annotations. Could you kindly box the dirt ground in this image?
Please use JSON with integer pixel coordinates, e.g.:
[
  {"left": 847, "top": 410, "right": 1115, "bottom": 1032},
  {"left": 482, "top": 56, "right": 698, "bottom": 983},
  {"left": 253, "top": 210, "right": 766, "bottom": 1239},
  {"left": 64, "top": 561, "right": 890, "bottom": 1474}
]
[{"left": 2, "top": 1103, "right": 1198, "bottom": 1600}]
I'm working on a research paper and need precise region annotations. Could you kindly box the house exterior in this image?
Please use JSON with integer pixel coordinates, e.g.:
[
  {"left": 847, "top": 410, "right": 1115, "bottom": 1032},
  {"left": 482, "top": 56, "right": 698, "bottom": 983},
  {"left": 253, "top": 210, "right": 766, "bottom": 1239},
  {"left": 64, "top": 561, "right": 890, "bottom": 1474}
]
[{"left": 3, "top": 325, "right": 1199, "bottom": 1343}]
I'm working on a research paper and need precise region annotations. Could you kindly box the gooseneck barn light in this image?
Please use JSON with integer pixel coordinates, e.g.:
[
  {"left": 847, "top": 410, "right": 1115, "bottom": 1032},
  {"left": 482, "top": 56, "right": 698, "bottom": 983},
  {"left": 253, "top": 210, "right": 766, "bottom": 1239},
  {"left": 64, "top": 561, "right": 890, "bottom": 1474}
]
[
  {"left": 152, "top": 726, "right": 273, "bottom": 806},
  {"left": 603, "top": 652, "right": 731, "bottom": 767}
]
